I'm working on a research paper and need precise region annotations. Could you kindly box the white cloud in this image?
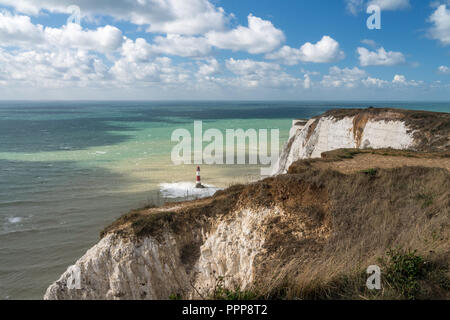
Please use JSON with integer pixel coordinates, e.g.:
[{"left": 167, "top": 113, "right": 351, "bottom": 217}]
[
  {"left": 438, "top": 65, "right": 450, "bottom": 74},
  {"left": 120, "top": 38, "right": 154, "bottom": 63},
  {"left": 266, "top": 36, "right": 345, "bottom": 65},
  {"left": 226, "top": 58, "right": 280, "bottom": 76},
  {"left": 346, "top": 0, "right": 410, "bottom": 14},
  {"left": 321, "top": 66, "right": 367, "bottom": 88},
  {"left": 119, "top": 35, "right": 211, "bottom": 60},
  {"left": 392, "top": 74, "right": 406, "bottom": 84},
  {"left": 368, "top": 0, "right": 410, "bottom": 11},
  {"left": 0, "top": 11, "right": 123, "bottom": 53},
  {"left": 152, "top": 34, "right": 211, "bottom": 57},
  {"left": 225, "top": 58, "right": 302, "bottom": 88},
  {"left": 45, "top": 23, "right": 123, "bottom": 53},
  {"left": 357, "top": 47, "right": 406, "bottom": 66},
  {"left": 206, "top": 14, "right": 285, "bottom": 54},
  {"left": 110, "top": 56, "right": 189, "bottom": 85},
  {"left": 303, "top": 74, "right": 312, "bottom": 89},
  {"left": 0, "top": 10, "right": 44, "bottom": 45},
  {"left": 428, "top": 5, "right": 450, "bottom": 46},
  {"left": 392, "top": 74, "right": 421, "bottom": 86},
  {"left": 0, "top": 0, "right": 227, "bottom": 35},
  {"left": 361, "top": 39, "right": 377, "bottom": 47},
  {"left": 0, "top": 48, "right": 108, "bottom": 87},
  {"left": 197, "top": 58, "right": 220, "bottom": 78},
  {"left": 362, "top": 76, "right": 388, "bottom": 87},
  {"left": 346, "top": 0, "right": 365, "bottom": 15}
]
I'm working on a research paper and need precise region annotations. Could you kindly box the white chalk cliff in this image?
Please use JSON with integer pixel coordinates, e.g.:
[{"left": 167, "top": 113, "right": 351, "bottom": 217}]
[
  {"left": 44, "top": 206, "right": 281, "bottom": 300},
  {"left": 272, "top": 115, "right": 416, "bottom": 175}
]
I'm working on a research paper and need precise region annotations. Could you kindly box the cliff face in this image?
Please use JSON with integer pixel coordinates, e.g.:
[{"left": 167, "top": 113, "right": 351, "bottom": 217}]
[
  {"left": 45, "top": 203, "right": 282, "bottom": 300},
  {"left": 44, "top": 108, "right": 450, "bottom": 300},
  {"left": 272, "top": 108, "right": 449, "bottom": 175}
]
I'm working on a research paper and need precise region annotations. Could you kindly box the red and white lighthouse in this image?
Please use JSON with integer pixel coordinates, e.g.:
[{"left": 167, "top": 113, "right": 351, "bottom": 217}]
[{"left": 195, "top": 166, "right": 204, "bottom": 188}]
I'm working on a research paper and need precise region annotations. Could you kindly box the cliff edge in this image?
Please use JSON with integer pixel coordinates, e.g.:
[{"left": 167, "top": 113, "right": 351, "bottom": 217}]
[{"left": 272, "top": 108, "right": 449, "bottom": 175}]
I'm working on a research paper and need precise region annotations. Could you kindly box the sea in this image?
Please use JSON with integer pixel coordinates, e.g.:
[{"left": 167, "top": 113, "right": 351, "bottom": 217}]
[{"left": 0, "top": 101, "right": 448, "bottom": 300}]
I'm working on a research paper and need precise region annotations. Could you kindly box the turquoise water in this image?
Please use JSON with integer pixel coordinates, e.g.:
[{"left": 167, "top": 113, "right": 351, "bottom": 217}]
[{"left": 0, "top": 101, "right": 448, "bottom": 300}]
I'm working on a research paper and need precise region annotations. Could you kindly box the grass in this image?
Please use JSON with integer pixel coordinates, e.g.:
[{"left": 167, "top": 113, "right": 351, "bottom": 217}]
[
  {"left": 381, "top": 249, "right": 427, "bottom": 300},
  {"left": 415, "top": 193, "right": 435, "bottom": 208},
  {"left": 211, "top": 277, "right": 259, "bottom": 301},
  {"left": 254, "top": 166, "right": 449, "bottom": 300}
]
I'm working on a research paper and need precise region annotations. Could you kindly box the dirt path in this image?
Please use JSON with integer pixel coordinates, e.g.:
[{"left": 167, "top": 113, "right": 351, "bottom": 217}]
[{"left": 314, "top": 154, "right": 450, "bottom": 174}]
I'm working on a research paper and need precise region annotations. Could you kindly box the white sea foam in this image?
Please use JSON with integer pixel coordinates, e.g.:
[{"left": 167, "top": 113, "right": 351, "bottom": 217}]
[
  {"left": 159, "top": 182, "right": 221, "bottom": 199},
  {"left": 7, "top": 217, "right": 23, "bottom": 224}
]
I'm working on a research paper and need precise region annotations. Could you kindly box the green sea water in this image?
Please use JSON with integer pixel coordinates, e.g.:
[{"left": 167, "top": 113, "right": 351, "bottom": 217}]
[{"left": 0, "top": 101, "right": 448, "bottom": 299}]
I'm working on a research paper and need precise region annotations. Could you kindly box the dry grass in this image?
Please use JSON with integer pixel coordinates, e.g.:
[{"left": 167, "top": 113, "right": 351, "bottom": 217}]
[{"left": 255, "top": 166, "right": 449, "bottom": 300}]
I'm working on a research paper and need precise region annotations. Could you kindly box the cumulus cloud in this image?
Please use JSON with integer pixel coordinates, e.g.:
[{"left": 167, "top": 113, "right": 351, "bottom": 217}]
[
  {"left": 110, "top": 56, "right": 189, "bottom": 85},
  {"left": 321, "top": 66, "right": 367, "bottom": 88},
  {"left": 368, "top": 0, "right": 410, "bottom": 11},
  {"left": 362, "top": 76, "right": 388, "bottom": 87},
  {"left": 346, "top": 0, "right": 365, "bottom": 15},
  {"left": 346, "top": 0, "right": 410, "bottom": 14},
  {"left": 266, "top": 36, "right": 345, "bottom": 65},
  {"left": 0, "top": 11, "right": 123, "bottom": 52},
  {"left": 120, "top": 38, "right": 153, "bottom": 63},
  {"left": 0, "top": 0, "right": 227, "bottom": 35},
  {"left": 119, "top": 34, "right": 211, "bottom": 59},
  {"left": 45, "top": 24, "right": 123, "bottom": 53},
  {"left": 225, "top": 58, "right": 302, "bottom": 88},
  {"left": 0, "top": 48, "right": 108, "bottom": 87},
  {"left": 117, "top": 14, "right": 285, "bottom": 58},
  {"left": 438, "top": 65, "right": 450, "bottom": 74},
  {"left": 357, "top": 47, "right": 406, "bottom": 66},
  {"left": 206, "top": 14, "right": 285, "bottom": 54},
  {"left": 392, "top": 74, "right": 421, "bottom": 86},
  {"left": 361, "top": 39, "right": 378, "bottom": 48},
  {"left": 197, "top": 58, "right": 220, "bottom": 78},
  {"left": 152, "top": 34, "right": 211, "bottom": 57},
  {"left": 0, "top": 10, "right": 44, "bottom": 45},
  {"left": 428, "top": 5, "right": 450, "bottom": 46},
  {"left": 226, "top": 58, "right": 280, "bottom": 76}
]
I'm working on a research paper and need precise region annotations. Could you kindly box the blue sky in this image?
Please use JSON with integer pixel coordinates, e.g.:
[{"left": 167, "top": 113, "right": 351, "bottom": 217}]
[{"left": 0, "top": 0, "right": 449, "bottom": 100}]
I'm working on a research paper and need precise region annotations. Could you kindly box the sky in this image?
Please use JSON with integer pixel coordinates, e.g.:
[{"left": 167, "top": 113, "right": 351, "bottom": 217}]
[{"left": 0, "top": 0, "right": 449, "bottom": 100}]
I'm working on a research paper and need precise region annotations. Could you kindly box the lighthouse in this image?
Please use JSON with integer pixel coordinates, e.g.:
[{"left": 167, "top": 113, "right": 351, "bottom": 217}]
[{"left": 195, "top": 166, "right": 205, "bottom": 188}]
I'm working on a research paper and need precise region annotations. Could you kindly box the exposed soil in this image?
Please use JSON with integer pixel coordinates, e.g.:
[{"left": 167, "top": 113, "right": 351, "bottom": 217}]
[{"left": 310, "top": 153, "right": 450, "bottom": 174}]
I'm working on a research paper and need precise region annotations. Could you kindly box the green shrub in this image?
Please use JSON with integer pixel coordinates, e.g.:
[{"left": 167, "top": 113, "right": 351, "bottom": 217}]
[
  {"left": 361, "top": 168, "right": 377, "bottom": 177},
  {"left": 212, "top": 277, "right": 258, "bottom": 300},
  {"left": 382, "top": 249, "right": 427, "bottom": 300},
  {"left": 169, "top": 293, "right": 183, "bottom": 300}
]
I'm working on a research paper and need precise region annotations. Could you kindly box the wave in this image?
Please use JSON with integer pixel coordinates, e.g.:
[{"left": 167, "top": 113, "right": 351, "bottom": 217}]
[
  {"left": 159, "top": 182, "right": 221, "bottom": 199},
  {"left": 7, "top": 217, "right": 22, "bottom": 224}
]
